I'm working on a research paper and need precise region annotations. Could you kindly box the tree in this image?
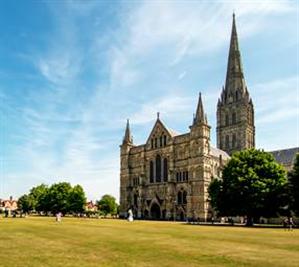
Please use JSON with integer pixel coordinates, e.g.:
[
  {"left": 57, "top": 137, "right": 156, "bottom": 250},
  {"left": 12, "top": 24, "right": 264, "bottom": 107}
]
[
  {"left": 47, "top": 182, "right": 72, "bottom": 215},
  {"left": 97, "top": 195, "right": 118, "bottom": 216},
  {"left": 209, "top": 149, "right": 287, "bottom": 226},
  {"left": 29, "top": 184, "right": 48, "bottom": 212},
  {"left": 68, "top": 185, "right": 86, "bottom": 214},
  {"left": 289, "top": 153, "right": 299, "bottom": 216},
  {"left": 18, "top": 194, "right": 33, "bottom": 214}
]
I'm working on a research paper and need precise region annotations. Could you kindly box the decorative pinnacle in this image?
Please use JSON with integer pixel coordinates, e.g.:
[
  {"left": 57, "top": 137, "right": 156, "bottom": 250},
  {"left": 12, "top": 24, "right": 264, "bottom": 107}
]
[{"left": 193, "top": 92, "right": 207, "bottom": 125}]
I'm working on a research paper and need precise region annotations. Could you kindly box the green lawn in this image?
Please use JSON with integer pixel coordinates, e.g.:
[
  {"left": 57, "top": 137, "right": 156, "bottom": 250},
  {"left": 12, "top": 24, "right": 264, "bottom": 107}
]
[{"left": 0, "top": 217, "right": 298, "bottom": 267}]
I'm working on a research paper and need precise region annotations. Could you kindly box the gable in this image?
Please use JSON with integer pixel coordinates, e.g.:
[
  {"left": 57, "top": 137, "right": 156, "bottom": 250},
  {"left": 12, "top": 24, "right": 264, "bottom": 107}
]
[{"left": 146, "top": 119, "right": 178, "bottom": 148}]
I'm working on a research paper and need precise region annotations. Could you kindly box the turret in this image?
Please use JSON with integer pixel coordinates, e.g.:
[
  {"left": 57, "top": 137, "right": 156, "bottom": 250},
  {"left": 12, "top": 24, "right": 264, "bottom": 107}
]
[{"left": 190, "top": 92, "right": 211, "bottom": 155}]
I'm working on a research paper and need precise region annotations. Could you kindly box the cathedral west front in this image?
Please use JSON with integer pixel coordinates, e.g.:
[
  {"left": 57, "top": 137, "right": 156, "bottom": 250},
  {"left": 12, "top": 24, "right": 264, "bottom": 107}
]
[{"left": 119, "top": 14, "right": 255, "bottom": 221}]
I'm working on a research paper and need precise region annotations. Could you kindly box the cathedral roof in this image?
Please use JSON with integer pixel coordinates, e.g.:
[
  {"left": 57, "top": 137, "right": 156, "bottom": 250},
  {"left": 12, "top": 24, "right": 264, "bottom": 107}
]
[
  {"left": 210, "top": 146, "right": 230, "bottom": 160},
  {"left": 165, "top": 127, "right": 180, "bottom": 137},
  {"left": 269, "top": 147, "right": 299, "bottom": 167}
]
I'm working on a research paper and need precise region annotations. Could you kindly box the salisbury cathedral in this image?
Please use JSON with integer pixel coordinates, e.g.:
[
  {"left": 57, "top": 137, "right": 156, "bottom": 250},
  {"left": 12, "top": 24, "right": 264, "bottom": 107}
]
[{"left": 119, "top": 15, "right": 298, "bottom": 221}]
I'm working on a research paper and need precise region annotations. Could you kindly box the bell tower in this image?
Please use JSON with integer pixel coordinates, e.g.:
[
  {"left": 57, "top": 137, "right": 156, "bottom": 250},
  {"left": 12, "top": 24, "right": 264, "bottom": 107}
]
[{"left": 217, "top": 13, "right": 255, "bottom": 155}]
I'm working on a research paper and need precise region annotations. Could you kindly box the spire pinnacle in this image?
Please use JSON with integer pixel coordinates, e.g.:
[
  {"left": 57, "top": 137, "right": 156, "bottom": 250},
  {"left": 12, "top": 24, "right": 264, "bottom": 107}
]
[
  {"left": 224, "top": 13, "right": 246, "bottom": 95},
  {"left": 123, "top": 119, "right": 133, "bottom": 145},
  {"left": 193, "top": 92, "right": 207, "bottom": 125}
]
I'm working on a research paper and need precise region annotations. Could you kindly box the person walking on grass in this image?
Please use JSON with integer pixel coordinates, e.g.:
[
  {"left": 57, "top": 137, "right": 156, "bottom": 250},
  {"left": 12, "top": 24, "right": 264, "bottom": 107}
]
[{"left": 288, "top": 217, "right": 295, "bottom": 231}]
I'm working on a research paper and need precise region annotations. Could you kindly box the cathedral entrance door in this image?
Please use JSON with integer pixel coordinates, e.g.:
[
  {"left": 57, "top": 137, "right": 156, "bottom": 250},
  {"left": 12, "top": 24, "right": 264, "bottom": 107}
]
[{"left": 150, "top": 203, "right": 161, "bottom": 220}]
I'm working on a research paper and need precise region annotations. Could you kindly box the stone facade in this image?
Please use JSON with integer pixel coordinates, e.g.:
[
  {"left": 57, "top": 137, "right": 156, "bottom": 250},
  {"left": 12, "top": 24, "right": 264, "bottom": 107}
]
[{"left": 119, "top": 96, "right": 229, "bottom": 221}]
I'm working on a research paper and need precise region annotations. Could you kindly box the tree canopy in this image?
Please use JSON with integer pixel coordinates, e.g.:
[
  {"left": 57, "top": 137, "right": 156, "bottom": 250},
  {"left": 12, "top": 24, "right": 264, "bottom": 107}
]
[
  {"left": 97, "top": 195, "right": 118, "bottom": 216},
  {"left": 208, "top": 149, "right": 287, "bottom": 225},
  {"left": 17, "top": 194, "right": 33, "bottom": 213},
  {"left": 18, "top": 182, "right": 86, "bottom": 215},
  {"left": 289, "top": 153, "right": 299, "bottom": 216}
]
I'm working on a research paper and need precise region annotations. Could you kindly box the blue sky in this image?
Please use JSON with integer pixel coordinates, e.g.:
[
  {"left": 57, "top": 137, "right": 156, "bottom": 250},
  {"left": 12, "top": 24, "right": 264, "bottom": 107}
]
[{"left": 0, "top": 1, "right": 298, "bottom": 201}]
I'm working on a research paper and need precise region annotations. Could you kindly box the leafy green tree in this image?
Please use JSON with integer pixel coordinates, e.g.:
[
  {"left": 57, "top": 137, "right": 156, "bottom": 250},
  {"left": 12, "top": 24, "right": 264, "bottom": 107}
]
[
  {"left": 29, "top": 184, "right": 48, "bottom": 212},
  {"left": 97, "top": 195, "right": 118, "bottom": 216},
  {"left": 68, "top": 185, "right": 86, "bottom": 214},
  {"left": 289, "top": 153, "right": 299, "bottom": 216},
  {"left": 47, "top": 182, "right": 72, "bottom": 215},
  {"left": 208, "top": 178, "right": 222, "bottom": 212},
  {"left": 209, "top": 149, "right": 287, "bottom": 226},
  {"left": 18, "top": 194, "right": 33, "bottom": 214}
]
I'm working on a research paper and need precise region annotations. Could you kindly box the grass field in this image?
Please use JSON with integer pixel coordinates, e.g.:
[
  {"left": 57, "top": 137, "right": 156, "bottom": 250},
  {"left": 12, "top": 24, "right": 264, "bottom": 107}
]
[{"left": 0, "top": 217, "right": 298, "bottom": 267}]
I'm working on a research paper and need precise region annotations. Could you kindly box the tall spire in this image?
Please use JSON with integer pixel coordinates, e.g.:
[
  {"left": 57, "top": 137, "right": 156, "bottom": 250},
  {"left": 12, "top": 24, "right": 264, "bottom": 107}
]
[
  {"left": 225, "top": 13, "right": 246, "bottom": 94},
  {"left": 123, "top": 119, "right": 133, "bottom": 145},
  {"left": 193, "top": 92, "right": 207, "bottom": 125}
]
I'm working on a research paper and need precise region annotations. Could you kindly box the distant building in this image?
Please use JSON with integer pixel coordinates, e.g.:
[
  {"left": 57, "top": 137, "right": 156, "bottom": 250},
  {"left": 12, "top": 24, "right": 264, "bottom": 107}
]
[
  {"left": 85, "top": 201, "right": 98, "bottom": 212},
  {"left": 0, "top": 196, "right": 18, "bottom": 214}
]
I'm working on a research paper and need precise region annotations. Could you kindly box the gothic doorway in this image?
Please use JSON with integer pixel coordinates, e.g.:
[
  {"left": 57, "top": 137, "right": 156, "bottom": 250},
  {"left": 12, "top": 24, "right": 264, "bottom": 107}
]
[{"left": 150, "top": 203, "right": 161, "bottom": 219}]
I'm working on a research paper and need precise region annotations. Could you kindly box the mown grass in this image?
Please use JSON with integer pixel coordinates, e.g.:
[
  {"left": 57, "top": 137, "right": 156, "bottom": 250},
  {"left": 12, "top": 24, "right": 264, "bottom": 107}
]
[{"left": 0, "top": 217, "right": 298, "bottom": 267}]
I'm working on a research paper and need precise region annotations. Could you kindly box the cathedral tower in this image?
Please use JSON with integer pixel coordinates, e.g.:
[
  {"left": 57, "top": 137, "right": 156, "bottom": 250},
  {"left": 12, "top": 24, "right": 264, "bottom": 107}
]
[{"left": 217, "top": 14, "right": 255, "bottom": 155}]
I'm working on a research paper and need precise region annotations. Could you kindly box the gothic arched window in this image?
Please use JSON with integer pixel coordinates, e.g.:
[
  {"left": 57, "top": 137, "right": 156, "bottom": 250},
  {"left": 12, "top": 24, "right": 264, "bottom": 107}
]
[
  {"left": 151, "top": 139, "right": 154, "bottom": 149},
  {"left": 225, "top": 114, "right": 229, "bottom": 126},
  {"left": 225, "top": 135, "right": 229, "bottom": 149},
  {"left": 183, "top": 191, "right": 187, "bottom": 204},
  {"left": 235, "top": 91, "right": 239, "bottom": 101},
  {"left": 163, "top": 158, "right": 168, "bottom": 182},
  {"left": 150, "top": 161, "right": 154, "bottom": 183},
  {"left": 163, "top": 135, "right": 167, "bottom": 146},
  {"left": 160, "top": 136, "right": 163, "bottom": 147},
  {"left": 155, "top": 155, "right": 161, "bottom": 183},
  {"left": 232, "top": 112, "right": 236, "bottom": 124}
]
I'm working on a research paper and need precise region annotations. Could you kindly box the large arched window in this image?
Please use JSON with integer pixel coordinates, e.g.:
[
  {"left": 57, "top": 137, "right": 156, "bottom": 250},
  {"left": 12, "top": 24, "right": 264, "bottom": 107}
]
[
  {"left": 163, "top": 158, "right": 168, "bottom": 182},
  {"left": 155, "top": 155, "right": 161, "bottom": 183},
  {"left": 150, "top": 161, "right": 154, "bottom": 183},
  {"left": 177, "top": 191, "right": 182, "bottom": 204},
  {"left": 225, "top": 135, "right": 229, "bottom": 149},
  {"left": 183, "top": 191, "right": 187, "bottom": 204},
  {"left": 225, "top": 114, "right": 229, "bottom": 126},
  {"left": 232, "top": 112, "right": 236, "bottom": 124}
]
